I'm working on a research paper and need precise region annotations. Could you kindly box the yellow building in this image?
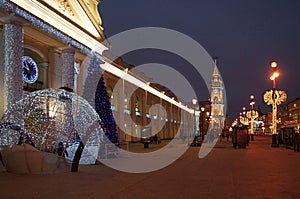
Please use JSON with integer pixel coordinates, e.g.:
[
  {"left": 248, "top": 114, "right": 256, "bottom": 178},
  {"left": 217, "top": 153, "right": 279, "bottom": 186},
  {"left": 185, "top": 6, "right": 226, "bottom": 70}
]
[{"left": 0, "top": 0, "right": 194, "bottom": 143}]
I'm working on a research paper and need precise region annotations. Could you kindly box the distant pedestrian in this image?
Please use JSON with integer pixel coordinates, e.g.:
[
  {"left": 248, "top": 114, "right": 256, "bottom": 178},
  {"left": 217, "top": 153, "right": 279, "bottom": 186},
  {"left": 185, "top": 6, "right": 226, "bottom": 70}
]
[
  {"left": 17, "top": 136, "right": 23, "bottom": 145},
  {"left": 294, "top": 128, "right": 300, "bottom": 152},
  {"left": 0, "top": 152, "right": 4, "bottom": 167},
  {"left": 154, "top": 134, "right": 158, "bottom": 144},
  {"left": 226, "top": 132, "right": 230, "bottom": 142},
  {"left": 57, "top": 142, "right": 68, "bottom": 157},
  {"left": 56, "top": 142, "right": 68, "bottom": 168},
  {"left": 278, "top": 133, "right": 283, "bottom": 145},
  {"left": 284, "top": 134, "right": 289, "bottom": 149},
  {"left": 232, "top": 128, "right": 237, "bottom": 149}
]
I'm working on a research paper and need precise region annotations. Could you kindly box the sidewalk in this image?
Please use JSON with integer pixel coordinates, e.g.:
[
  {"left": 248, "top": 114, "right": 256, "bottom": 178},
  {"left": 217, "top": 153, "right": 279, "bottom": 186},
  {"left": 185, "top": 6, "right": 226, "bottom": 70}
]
[
  {"left": 120, "top": 139, "right": 173, "bottom": 153},
  {"left": 1, "top": 135, "right": 300, "bottom": 199}
]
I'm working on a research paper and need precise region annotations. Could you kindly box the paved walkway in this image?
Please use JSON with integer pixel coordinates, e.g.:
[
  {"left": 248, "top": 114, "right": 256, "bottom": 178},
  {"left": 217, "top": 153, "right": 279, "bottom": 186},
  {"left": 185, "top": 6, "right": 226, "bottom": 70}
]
[{"left": 1, "top": 136, "right": 300, "bottom": 199}]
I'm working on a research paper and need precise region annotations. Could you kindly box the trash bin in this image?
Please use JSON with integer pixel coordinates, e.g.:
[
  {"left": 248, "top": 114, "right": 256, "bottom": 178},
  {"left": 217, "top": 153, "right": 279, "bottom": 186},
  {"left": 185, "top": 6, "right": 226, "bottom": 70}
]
[
  {"left": 232, "top": 125, "right": 248, "bottom": 149},
  {"left": 143, "top": 141, "right": 150, "bottom": 148},
  {"left": 141, "top": 127, "right": 152, "bottom": 149}
]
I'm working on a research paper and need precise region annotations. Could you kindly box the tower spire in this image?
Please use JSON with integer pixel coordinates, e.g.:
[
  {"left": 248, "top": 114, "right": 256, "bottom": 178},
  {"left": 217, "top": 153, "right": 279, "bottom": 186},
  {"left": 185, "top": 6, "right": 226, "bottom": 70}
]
[
  {"left": 209, "top": 57, "right": 225, "bottom": 129},
  {"left": 212, "top": 57, "right": 219, "bottom": 77},
  {"left": 213, "top": 57, "right": 218, "bottom": 65}
]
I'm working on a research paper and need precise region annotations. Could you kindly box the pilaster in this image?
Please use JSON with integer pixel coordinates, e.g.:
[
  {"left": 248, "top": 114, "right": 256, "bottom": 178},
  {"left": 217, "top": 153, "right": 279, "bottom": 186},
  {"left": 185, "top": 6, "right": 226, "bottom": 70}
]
[{"left": 62, "top": 46, "right": 75, "bottom": 90}]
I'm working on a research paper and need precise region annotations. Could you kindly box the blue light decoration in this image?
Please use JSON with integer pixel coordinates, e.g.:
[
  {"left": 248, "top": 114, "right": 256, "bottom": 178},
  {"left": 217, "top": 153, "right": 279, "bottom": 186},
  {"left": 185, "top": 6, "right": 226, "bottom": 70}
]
[
  {"left": 95, "top": 75, "right": 119, "bottom": 158},
  {"left": 22, "top": 56, "right": 39, "bottom": 84}
]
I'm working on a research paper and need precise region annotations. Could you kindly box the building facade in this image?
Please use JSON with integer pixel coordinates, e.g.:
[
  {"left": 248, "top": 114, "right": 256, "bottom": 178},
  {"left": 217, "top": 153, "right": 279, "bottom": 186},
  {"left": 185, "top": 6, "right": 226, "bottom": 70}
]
[
  {"left": 0, "top": 0, "right": 195, "bottom": 145},
  {"left": 0, "top": 0, "right": 107, "bottom": 114},
  {"left": 278, "top": 97, "right": 300, "bottom": 145}
]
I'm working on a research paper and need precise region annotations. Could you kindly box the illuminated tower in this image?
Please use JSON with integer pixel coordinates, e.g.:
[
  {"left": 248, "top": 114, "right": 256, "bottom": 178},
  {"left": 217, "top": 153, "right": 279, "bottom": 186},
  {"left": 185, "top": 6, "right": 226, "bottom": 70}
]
[{"left": 209, "top": 58, "right": 225, "bottom": 129}]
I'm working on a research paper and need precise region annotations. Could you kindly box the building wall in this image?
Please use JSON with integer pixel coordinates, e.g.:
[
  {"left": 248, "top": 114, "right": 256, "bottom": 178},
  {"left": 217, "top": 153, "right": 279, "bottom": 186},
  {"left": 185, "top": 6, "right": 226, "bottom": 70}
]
[
  {"left": 0, "top": 1, "right": 194, "bottom": 143},
  {"left": 279, "top": 98, "right": 300, "bottom": 129},
  {"left": 103, "top": 71, "right": 193, "bottom": 142}
]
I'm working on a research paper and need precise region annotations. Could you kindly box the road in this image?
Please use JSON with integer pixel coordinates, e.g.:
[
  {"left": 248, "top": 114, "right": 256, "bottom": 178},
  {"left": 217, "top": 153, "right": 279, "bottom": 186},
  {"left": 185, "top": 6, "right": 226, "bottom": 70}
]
[{"left": 0, "top": 136, "right": 300, "bottom": 199}]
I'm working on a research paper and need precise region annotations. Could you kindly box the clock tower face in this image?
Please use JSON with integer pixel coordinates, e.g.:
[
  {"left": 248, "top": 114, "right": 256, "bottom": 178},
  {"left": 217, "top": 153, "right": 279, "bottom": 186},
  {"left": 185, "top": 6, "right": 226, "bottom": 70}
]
[{"left": 22, "top": 56, "right": 39, "bottom": 84}]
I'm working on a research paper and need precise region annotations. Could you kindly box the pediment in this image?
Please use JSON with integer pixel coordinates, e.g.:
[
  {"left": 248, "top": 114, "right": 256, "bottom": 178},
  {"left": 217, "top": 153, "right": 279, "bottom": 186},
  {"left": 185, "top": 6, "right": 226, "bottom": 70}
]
[{"left": 42, "top": 0, "right": 104, "bottom": 40}]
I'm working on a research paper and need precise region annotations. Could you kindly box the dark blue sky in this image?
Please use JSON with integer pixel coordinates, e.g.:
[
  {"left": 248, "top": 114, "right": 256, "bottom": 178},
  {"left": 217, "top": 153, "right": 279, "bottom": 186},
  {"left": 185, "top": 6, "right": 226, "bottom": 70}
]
[{"left": 99, "top": 0, "right": 300, "bottom": 121}]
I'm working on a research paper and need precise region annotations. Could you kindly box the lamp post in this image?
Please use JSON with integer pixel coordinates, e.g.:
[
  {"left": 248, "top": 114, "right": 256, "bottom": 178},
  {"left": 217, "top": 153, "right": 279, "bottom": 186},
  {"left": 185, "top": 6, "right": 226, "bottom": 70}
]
[
  {"left": 246, "top": 95, "right": 259, "bottom": 141},
  {"left": 264, "top": 61, "right": 287, "bottom": 147},
  {"left": 240, "top": 107, "right": 248, "bottom": 125},
  {"left": 206, "top": 111, "right": 210, "bottom": 135},
  {"left": 192, "top": 98, "right": 197, "bottom": 138},
  {"left": 201, "top": 106, "right": 205, "bottom": 141},
  {"left": 122, "top": 68, "right": 128, "bottom": 141}
]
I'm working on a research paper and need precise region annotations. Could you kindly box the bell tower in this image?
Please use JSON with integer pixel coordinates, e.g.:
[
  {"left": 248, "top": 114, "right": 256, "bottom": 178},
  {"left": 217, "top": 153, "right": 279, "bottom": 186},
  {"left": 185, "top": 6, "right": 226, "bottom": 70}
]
[{"left": 209, "top": 58, "right": 225, "bottom": 129}]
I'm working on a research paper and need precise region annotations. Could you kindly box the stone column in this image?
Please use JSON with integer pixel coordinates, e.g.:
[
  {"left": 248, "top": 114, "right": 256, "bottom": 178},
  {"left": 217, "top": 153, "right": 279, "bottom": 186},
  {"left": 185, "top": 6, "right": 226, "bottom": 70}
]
[
  {"left": 62, "top": 47, "right": 75, "bottom": 90},
  {"left": 38, "top": 61, "right": 49, "bottom": 89},
  {"left": 2, "top": 16, "right": 24, "bottom": 123},
  {"left": 48, "top": 47, "right": 61, "bottom": 89}
]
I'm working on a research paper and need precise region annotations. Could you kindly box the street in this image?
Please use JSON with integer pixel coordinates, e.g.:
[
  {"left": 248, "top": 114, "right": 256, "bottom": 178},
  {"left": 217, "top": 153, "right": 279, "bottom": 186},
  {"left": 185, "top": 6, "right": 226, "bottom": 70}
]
[{"left": 0, "top": 136, "right": 300, "bottom": 199}]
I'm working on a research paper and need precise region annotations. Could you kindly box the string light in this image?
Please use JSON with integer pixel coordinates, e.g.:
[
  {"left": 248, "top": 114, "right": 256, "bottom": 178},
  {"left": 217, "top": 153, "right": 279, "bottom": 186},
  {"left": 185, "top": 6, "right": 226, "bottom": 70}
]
[{"left": 0, "top": 89, "right": 105, "bottom": 162}]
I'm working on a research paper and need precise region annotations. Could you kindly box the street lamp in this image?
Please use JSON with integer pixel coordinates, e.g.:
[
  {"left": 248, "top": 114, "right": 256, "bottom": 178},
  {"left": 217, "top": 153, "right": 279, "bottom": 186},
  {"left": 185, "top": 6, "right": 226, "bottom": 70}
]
[
  {"left": 240, "top": 107, "right": 248, "bottom": 125},
  {"left": 192, "top": 98, "right": 197, "bottom": 138},
  {"left": 206, "top": 111, "right": 210, "bottom": 135},
  {"left": 246, "top": 95, "right": 259, "bottom": 141},
  {"left": 264, "top": 61, "right": 287, "bottom": 147},
  {"left": 201, "top": 106, "right": 205, "bottom": 141}
]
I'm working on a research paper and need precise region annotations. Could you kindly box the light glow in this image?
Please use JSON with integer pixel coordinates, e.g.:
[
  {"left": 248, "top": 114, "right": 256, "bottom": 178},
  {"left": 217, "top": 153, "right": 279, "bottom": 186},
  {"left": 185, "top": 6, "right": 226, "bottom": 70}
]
[
  {"left": 192, "top": 98, "right": 197, "bottom": 105},
  {"left": 100, "top": 62, "right": 194, "bottom": 113},
  {"left": 273, "top": 71, "right": 279, "bottom": 78},
  {"left": 271, "top": 61, "right": 278, "bottom": 68}
]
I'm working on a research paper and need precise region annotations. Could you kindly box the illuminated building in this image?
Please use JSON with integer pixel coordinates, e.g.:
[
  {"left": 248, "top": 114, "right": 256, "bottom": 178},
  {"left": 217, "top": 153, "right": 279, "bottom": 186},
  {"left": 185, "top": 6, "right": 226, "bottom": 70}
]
[
  {"left": 0, "top": 0, "right": 194, "bottom": 143},
  {"left": 209, "top": 58, "right": 225, "bottom": 129}
]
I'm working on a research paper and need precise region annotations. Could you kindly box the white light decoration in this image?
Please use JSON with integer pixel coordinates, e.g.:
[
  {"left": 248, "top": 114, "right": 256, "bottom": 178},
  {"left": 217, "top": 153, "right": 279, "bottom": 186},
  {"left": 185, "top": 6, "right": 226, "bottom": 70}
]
[
  {"left": 0, "top": 88, "right": 105, "bottom": 166},
  {"left": 101, "top": 61, "right": 194, "bottom": 113}
]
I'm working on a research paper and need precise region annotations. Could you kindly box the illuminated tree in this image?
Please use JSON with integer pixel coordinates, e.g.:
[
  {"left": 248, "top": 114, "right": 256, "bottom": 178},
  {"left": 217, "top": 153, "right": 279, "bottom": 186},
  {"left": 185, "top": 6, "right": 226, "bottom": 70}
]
[{"left": 95, "top": 75, "right": 119, "bottom": 147}]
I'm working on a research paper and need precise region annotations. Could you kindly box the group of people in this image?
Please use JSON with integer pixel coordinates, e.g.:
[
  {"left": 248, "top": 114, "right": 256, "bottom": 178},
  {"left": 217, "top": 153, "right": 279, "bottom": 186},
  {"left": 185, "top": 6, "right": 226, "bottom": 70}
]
[{"left": 219, "top": 131, "right": 230, "bottom": 142}]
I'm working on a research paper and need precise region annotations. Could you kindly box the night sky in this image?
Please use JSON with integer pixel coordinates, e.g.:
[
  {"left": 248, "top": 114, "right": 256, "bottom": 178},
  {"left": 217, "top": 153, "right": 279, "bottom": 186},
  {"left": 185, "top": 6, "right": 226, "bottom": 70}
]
[{"left": 99, "top": 0, "right": 300, "bottom": 122}]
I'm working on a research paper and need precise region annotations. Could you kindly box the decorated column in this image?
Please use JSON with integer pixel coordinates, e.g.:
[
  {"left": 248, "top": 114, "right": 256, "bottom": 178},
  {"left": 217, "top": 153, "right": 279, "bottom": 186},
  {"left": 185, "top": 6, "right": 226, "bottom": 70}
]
[
  {"left": 62, "top": 46, "right": 75, "bottom": 90},
  {"left": 82, "top": 53, "right": 102, "bottom": 107},
  {"left": 3, "top": 16, "right": 24, "bottom": 124},
  {"left": 61, "top": 47, "right": 75, "bottom": 169}
]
